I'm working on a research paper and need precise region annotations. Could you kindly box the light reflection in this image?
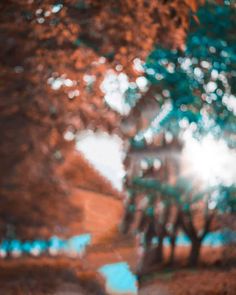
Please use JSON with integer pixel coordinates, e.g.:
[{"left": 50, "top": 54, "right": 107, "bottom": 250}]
[
  {"left": 133, "top": 58, "right": 144, "bottom": 73},
  {"left": 182, "top": 133, "right": 236, "bottom": 186},
  {"left": 222, "top": 94, "right": 236, "bottom": 115},
  {"left": 0, "top": 234, "right": 91, "bottom": 258},
  {"left": 51, "top": 4, "right": 63, "bottom": 14},
  {"left": 47, "top": 75, "right": 76, "bottom": 90},
  {"left": 135, "top": 76, "right": 148, "bottom": 92},
  {"left": 100, "top": 71, "right": 131, "bottom": 115},
  {"left": 205, "top": 81, "right": 217, "bottom": 92},
  {"left": 83, "top": 74, "right": 96, "bottom": 85}
]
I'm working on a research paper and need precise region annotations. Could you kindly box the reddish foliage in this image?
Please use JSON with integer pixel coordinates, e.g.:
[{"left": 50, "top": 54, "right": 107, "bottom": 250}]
[{"left": 0, "top": 0, "right": 204, "bottom": 238}]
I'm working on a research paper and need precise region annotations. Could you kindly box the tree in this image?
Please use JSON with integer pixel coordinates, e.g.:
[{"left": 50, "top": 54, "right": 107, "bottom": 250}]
[
  {"left": 0, "top": 0, "right": 203, "bottom": 242},
  {"left": 120, "top": 0, "right": 236, "bottom": 272}
]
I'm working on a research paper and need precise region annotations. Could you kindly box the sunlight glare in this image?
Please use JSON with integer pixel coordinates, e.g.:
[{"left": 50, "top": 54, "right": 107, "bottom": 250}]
[{"left": 182, "top": 133, "right": 236, "bottom": 186}]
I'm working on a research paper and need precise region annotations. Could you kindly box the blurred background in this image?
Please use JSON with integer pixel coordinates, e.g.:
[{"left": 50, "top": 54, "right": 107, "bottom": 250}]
[{"left": 0, "top": 0, "right": 235, "bottom": 294}]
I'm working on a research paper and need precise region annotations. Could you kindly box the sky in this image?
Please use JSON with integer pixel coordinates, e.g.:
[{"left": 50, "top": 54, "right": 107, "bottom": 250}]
[{"left": 76, "top": 130, "right": 125, "bottom": 191}]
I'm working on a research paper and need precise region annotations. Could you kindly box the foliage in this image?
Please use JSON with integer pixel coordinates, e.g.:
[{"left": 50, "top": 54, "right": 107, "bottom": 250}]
[
  {"left": 122, "top": 1, "right": 236, "bottom": 270},
  {"left": 0, "top": 0, "right": 203, "bottom": 239},
  {"left": 131, "top": 2, "right": 236, "bottom": 147}
]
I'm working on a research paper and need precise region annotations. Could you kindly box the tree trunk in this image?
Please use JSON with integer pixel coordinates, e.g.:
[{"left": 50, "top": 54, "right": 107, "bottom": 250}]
[
  {"left": 168, "top": 235, "right": 176, "bottom": 265},
  {"left": 155, "top": 236, "right": 164, "bottom": 263},
  {"left": 188, "top": 239, "right": 201, "bottom": 266},
  {"left": 137, "top": 239, "right": 164, "bottom": 276}
]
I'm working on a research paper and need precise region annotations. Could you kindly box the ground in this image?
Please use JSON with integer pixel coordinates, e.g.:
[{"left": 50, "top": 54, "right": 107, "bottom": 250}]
[
  {"left": 0, "top": 189, "right": 235, "bottom": 295},
  {"left": 139, "top": 268, "right": 236, "bottom": 295},
  {"left": 0, "top": 258, "right": 106, "bottom": 295},
  {"left": 1, "top": 258, "right": 235, "bottom": 295}
]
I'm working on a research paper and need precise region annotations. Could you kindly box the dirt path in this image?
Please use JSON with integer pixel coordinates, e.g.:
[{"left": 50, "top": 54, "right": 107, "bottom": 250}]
[{"left": 138, "top": 268, "right": 236, "bottom": 295}]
